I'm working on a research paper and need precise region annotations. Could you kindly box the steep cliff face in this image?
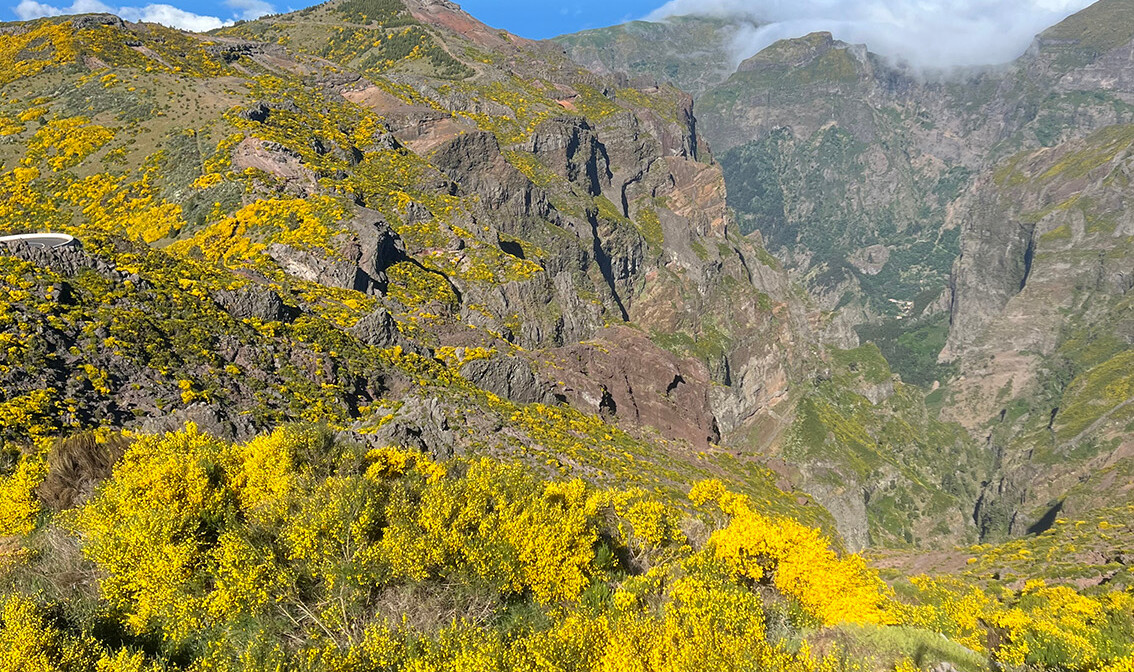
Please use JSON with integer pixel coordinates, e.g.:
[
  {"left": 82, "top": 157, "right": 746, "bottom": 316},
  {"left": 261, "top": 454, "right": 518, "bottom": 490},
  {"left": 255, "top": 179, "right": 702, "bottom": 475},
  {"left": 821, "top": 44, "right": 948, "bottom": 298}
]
[
  {"left": 558, "top": 0, "right": 1134, "bottom": 348},
  {"left": 0, "top": 0, "right": 844, "bottom": 539},
  {"left": 941, "top": 125, "right": 1134, "bottom": 538},
  {"left": 555, "top": 0, "right": 1134, "bottom": 548}
]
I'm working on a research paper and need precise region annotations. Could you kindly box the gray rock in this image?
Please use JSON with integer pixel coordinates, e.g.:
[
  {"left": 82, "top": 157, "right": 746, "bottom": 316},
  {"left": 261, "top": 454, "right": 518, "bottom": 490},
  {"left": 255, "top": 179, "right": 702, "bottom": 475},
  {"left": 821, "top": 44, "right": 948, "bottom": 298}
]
[
  {"left": 214, "top": 286, "right": 291, "bottom": 322},
  {"left": 861, "top": 380, "right": 895, "bottom": 405},
  {"left": 1, "top": 239, "right": 140, "bottom": 286},
  {"left": 342, "top": 209, "right": 406, "bottom": 291},
  {"left": 459, "top": 355, "right": 558, "bottom": 405},
  {"left": 361, "top": 396, "right": 455, "bottom": 460},
  {"left": 524, "top": 117, "right": 611, "bottom": 197},
  {"left": 263, "top": 210, "right": 406, "bottom": 295},
  {"left": 349, "top": 307, "right": 402, "bottom": 347},
  {"left": 267, "top": 243, "right": 372, "bottom": 293},
  {"left": 802, "top": 474, "right": 870, "bottom": 552},
  {"left": 70, "top": 14, "right": 124, "bottom": 30},
  {"left": 204, "top": 41, "right": 280, "bottom": 62},
  {"left": 430, "top": 130, "right": 547, "bottom": 216},
  {"left": 140, "top": 403, "right": 257, "bottom": 441}
]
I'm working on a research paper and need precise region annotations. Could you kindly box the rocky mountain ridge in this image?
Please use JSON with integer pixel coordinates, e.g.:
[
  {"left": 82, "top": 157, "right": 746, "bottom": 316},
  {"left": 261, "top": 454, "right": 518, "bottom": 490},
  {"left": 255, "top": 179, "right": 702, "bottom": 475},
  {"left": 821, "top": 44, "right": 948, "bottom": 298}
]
[
  {"left": 0, "top": 0, "right": 846, "bottom": 536},
  {"left": 0, "top": 3, "right": 1132, "bottom": 670},
  {"left": 557, "top": 0, "right": 1134, "bottom": 546}
]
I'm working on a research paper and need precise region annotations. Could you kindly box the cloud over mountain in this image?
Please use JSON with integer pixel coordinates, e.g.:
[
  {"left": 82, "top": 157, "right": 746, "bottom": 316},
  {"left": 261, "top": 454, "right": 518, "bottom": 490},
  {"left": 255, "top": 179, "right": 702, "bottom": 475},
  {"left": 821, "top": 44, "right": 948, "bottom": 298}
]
[
  {"left": 12, "top": 0, "right": 273, "bottom": 31},
  {"left": 647, "top": 0, "right": 1097, "bottom": 68}
]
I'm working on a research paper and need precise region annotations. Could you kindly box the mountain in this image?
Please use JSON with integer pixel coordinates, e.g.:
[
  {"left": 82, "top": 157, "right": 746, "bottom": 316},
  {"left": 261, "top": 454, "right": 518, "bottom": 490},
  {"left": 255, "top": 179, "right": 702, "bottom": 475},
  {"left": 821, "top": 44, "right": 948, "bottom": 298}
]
[
  {"left": 552, "top": 15, "right": 745, "bottom": 97},
  {"left": 0, "top": 0, "right": 993, "bottom": 554},
  {"left": 0, "top": 1, "right": 805, "bottom": 467},
  {"left": 0, "top": 0, "right": 1132, "bottom": 670},
  {"left": 557, "top": 0, "right": 1134, "bottom": 543}
]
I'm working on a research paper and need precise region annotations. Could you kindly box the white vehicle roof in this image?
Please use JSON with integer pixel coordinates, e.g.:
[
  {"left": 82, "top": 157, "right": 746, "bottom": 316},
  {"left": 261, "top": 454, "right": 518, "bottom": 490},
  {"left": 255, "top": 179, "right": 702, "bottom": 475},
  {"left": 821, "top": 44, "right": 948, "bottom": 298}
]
[{"left": 0, "top": 233, "right": 77, "bottom": 249}]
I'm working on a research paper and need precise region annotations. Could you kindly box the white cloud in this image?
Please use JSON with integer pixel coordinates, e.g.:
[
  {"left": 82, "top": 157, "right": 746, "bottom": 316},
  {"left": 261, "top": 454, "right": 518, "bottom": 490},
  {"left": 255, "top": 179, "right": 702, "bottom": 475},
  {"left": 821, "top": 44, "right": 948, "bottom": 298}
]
[
  {"left": 224, "top": 0, "right": 272, "bottom": 21},
  {"left": 15, "top": 0, "right": 111, "bottom": 19},
  {"left": 12, "top": 0, "right": 277, "bottom": 31},
  {"left": 117, "top": 3, "right": 227, "bottom": 30},
  {"left": 646, "top": 0, "right": 1098, "bottom": 69}
]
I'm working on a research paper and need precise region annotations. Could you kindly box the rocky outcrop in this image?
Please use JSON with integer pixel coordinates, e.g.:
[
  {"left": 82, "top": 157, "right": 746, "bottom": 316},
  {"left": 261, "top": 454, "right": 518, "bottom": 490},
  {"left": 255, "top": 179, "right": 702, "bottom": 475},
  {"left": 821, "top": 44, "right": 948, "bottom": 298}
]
[
  {"left": 341, "top": 209, "right": 406, "bottom": 290},
  {"left": 232, "top": 138, "right": 317, "bottom": 196},
  {"left": 544, "top": 327, "right": 721, "bottom": 448},
  {"left": 940, "top": 179, "right": 1039, "bottom": 361},
  {"left": 349, "top": 307, "right": 402, "bottom": 347},
  {"left": 141, "top": 402, "right": 257, "bottom": 441},
  {"left": 3, "top": 239, "right": 119, "bottom": 281},
  {"left": 431, "top": 130, "right": 548, "bottom": 217},
  {"left": 803, "top": 473, "right": 870, "bottom": 552},
  {"left": 268, "top": 243, "right": 374, "bottom": 293},
  {"left": 525, "top": 117, "right": 612, "bottom": 197},
  {"left": 459, "top": 354, "right": 560, "bottom": 406},
  {"left": 214, "top": 286, "right": 293, "bottom": 322},
  {"left": 356, "top": 396, "right": 456, "bottom": 459},
  {"left": 943, "top": 127, "right": 1134, "bottom": 417},
  {"left": 69, "top": 13, "right": 124, "bottom": 30},
  {"left": 267, "top": 210, "right": 405, "bottom": 295}
]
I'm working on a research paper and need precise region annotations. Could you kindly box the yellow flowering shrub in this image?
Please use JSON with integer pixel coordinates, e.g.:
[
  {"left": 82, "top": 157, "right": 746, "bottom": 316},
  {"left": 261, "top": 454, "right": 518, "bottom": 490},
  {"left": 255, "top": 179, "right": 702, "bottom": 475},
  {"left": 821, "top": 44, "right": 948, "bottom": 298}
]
[
  {"left": 692, "top": 479, "right": 888, "bottom": 626},
  {"left": 171, "top": 196, "right": 349, "bottom": 265},
  {"left": 26, "top": 117, "right": 115, "bottom": 171},
  {"left": 379, "top": 460, "right": 601, "bottom": 604},
  {"left": 0, "top": 117, "right": 23, "bottom": 137},
  {"left": 1099, "top": 655, "right": 1134, "bottom": 672},
  {"left": 896, "top": 574, "right": 1134, "bottom": 670},
  {"left": 68, "top": 425, "right": 237, "bottom": 639},
  {"left": 191, "top": 173, "right": 226, "bottom": 190},
  {"left": 95, "top": 649, "right": 163, "bottom": 672},
  {"left": 0, "top": 452, "right": 46, "bottom": 536},
  {"left": 893, "top": 575, "right": 992, "bottom": 651},
  {"left": 232, "top": 428, "right": 299, "bottom": 519},
  {"left": 365, "top": 445, "right": 445, "bottom": 482},
  {"left": 0, "top": 22, "right": 78, "bottom": 86},
  {"left": 6, "top": 425, "right": 1124, "bottom": 671},
  {"left": 0, "top": 594, "right": 95, "bottom": 672},
  {"left": 990, "top": 584, "right": 1134, "bottom": 670}
]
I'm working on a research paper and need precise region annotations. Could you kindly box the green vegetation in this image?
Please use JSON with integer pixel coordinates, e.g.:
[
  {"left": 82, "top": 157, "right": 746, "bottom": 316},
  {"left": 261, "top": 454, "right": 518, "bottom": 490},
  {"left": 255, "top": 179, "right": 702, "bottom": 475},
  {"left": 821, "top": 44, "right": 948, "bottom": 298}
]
[
  {"left": 1040, "top": 0, "right": 1134, "bottom": 68},
  {"left": 1055, "top": 350, "right": 1134, "bottom": 442},
  {"left": 785, "top": 345, "right": 987, "bottom": 547},
  {"left": 1, "top": 425, "right": 1131, "bottom": 671},
  {"left": 632, "top": 204, "right": 664, "bottom": 249},
  {"left": 333, "top": 0, "right": 414, "bottom": 26},
  {"left": 0, "top": 5, "right": 1132, "bottom": 672},
  {"left": 856, "top": 314, "right": 956, "bottom": 389}
]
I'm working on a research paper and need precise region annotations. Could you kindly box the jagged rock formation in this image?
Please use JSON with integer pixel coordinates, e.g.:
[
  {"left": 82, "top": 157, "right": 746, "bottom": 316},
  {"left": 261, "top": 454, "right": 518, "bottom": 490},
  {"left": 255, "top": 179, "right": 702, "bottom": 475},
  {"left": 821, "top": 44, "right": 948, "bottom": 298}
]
[
  {"left": 557, "top": 0, "right": 1134, "bottom": 546},
  {"left": 2, "top": 0, "right": 1130, "bottom": 554},
  {"left": 0, "top": 0, "right": 834, "bottom": 543}
]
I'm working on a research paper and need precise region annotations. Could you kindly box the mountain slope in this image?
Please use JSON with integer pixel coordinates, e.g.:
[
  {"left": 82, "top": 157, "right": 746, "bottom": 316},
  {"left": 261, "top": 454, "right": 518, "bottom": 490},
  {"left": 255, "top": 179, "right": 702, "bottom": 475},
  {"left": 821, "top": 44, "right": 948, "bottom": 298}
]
[
  {"left": 555, "top": 0, "right": 1134, "bottom": 549},
  {"left": 0, "top": 1, "right": 835, "bottom": 529},
  {"left": 553, "top": 15, "right": 745, "bottom": 97},
  {"left": 0, "top": 2, "right": 1131, "bottom": 670}
]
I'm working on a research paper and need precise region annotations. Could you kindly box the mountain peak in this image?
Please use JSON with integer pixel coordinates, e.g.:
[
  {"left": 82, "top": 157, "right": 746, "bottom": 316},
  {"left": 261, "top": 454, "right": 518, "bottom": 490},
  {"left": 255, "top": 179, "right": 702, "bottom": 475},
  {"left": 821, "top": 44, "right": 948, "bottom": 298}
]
[{"left": 1035, "top": 0, "right": 1134, "bottom": 65}]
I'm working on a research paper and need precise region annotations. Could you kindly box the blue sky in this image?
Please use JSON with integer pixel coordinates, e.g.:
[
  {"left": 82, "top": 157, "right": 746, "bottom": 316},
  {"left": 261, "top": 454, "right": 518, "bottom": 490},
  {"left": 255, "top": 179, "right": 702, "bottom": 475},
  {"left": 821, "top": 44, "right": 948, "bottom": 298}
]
[
  {"left": 459, "top": 1, "right": 660, "bottom": 39},
  {"left": 7, "top": 0, "right": 661, "bottom": 35}
]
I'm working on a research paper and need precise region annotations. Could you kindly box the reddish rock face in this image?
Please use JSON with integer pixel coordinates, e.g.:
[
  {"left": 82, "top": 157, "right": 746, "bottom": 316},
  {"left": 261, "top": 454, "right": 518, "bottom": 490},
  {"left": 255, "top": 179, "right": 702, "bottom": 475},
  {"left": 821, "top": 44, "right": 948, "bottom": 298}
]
[
  {"left": 541, "top": 326, "right": 720, "bottom": 448},
  {"left": 231, "top": 137, "right": 317, "bottom": 195},
  {"left": 404, "top": 0, "right": 539, "bottom": 53}
]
